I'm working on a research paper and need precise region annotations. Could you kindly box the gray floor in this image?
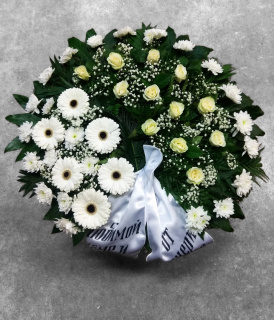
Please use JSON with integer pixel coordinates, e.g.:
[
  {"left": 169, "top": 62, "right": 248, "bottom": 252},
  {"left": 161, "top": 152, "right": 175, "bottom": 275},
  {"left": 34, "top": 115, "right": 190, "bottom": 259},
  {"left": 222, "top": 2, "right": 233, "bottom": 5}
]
[{"left": 0, "top": 1, "right": 273, "bottom": 319}]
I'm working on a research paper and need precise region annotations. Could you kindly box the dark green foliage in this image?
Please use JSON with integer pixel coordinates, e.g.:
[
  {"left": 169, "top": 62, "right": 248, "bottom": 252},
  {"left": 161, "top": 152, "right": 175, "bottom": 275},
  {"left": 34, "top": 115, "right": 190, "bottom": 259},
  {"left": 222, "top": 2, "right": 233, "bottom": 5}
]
[
  {"left": 13, "top": 94, "right": 28, "bottom": 110},
  {"left": 68, "top": 37, "right": 94, "bottom": 62},
  {"left": 231, "top": 202, "right": 245, "bottom": 219},
  {"left": 18, "top": 170, "right": 44, "bottom": 197},
  {"left": 73, "top": 230, "right": 88, "bottom": 246},
  {"left": 4, "top": 137, "right": 24, "bottom": 153},
  {"left": 85, "top": 28, "right": 96, "bottom": 42},
  {"left": 210, "top": 217, "right": 234, "bottom": 232},
  {"left": 6, "top": 113, "right": 41, "bottom": 126},
  {"left": 43, "top": 199, "right": 62, "bottom": 220}
]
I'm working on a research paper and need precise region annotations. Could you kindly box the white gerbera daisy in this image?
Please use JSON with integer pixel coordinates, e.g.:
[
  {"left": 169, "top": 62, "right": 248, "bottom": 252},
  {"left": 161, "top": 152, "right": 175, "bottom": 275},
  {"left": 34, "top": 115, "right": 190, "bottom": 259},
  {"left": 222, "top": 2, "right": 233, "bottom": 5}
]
[
  {"left": 42, "top": 97, "right": 55, "bottom": 115},
  {"left": 85, "top": 117, "right": 121, "bottom": 154},
  {"left": 81, "top": 156, "right": 99, "bottom": 175},
  {"left": 201, "top": 58, "right": 223, "bottom": 75},
  {"left": 213, "top": 198, "right": 234, "bottom": 218},
  {"left": 143, "top": 28, "right": 167, "bottom": 43},
  {"left": 43, "top": 149, "right": 57, "bottom": 167},
  {"left": 34, "top": 182, "right": 53, "bottom": 205},
  {"left": 23, "top": 152, "right": 41, "bottom": 173},
  {"left": 38, "top": 66, "right": 54, "bottom": 85},
  {"left": 59, "top": 47, "right": 78, "bottom": 64},
  {"left": 244, "top": 136, "right": 259, "bottom": 158},
  {"left": 52, "top": 157, "right": 83, "bottom": 192},
  {"left": 18, "top": 121, "right": 33, "bottom": 143},
  {"left": 32, "top": 117, "right": 65, "bottom": 150},
  {"left": 25, "top": 94, "right": 42, "bottom": 114},
  {"left": 220, "top": 83, "right": 242, "bottom": 104},
  {"left": 72, "top": 189, "right": 111, "bottom": 229},
  {"left": 185, "top": 206, "right": 211, "bottom": 235},
  {"left": 57, "top": 88, "right": 89, "bottom": 120},
  {"left": 232, "top": 169, "right": 253, "bottom": 197},
  {"left": 113, "top": 26, "right": 136, "bottom": 38},
  {"left": 57, "top": 192, "right": 72, "bottom": 214},
  {"left": 64, "top": 127, "right": 85, "bottom": 150},
  {"left": 87, "top": 35, "right": 104, "bottom": 48},
  {"left": 98, "top": 158, "right": 135, "bottom": 195},
  {"left": 234, "top": 111, "right": 253, "bottom": 135},
  {"left": 173, "top": 40, "right": 195, "bottom": 51},
  {"left": 54, "top": 218, "right": 79, "bottom": 236}
]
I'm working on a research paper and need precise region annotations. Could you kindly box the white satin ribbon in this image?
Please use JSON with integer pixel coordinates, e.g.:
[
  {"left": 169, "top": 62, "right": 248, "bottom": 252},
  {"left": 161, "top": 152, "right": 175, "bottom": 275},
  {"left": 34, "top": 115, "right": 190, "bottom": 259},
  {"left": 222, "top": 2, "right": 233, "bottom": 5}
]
[{"left": 86, "top": 145, "right": 213, "bottom": 261}]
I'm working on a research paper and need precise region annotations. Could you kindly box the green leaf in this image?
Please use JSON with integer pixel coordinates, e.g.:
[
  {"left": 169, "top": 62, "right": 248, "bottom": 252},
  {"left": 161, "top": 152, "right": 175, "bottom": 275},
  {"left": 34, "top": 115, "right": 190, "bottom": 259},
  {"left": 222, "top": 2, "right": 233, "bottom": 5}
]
[
  {"left": 13, "top": 94, "right": 28, "bottom": 110},
  {"left": 33, "top": 81, "right": 66, "bottom": 98},
  {"left": 158, "top": 27, "right": 176, "bottom": 59},
  {"left": 85, "top": 28, "right": 96, "bottom": 42},
  {"left": 192, "top": 136, "right": 202, "bottom": 145},
  {"left": 105, "top": 104, "right": 122, "bottom": 115},
  {"left": 250, "top": 124, "right": 265, "bottom": 138},
  {"left": 51, "top": 225, "right": 62, "bottom": 234},
  {"left": 73, "top": 230, "right": 88, "bottom": 246},
  {"left": 191, "top": 46, "right": 213, "bottom": 60},
  {"left": 68, "top": 37, "right": 94, "bottom": 62},
  {"left": 231, "top": 202, "right": 245, "bottom": 219},
  {"left": 43, "top": 199, "right": 62, "bottom": 221},
  {"left": 5, "top": 114, "right": 41, "bottom": 126},
  {"left": 187, "top": 59, "right": 202, "bottom": 71},
  {"left": 186, "top": 145, "right": 203, "bottom": 158},
  {"left": 153, "top": 73, "right": 172, "bottom": 89},
  {"left": 4, "top": 136, "right": 24, "bottom": 153},
  {"left": 16, "top": 143, "right": 41, "bottom": 162},
  {"left": 245, "top": 105, "right": 264, "bottom": 120},
  {"left": 178, "top": 56, "right": 189, "bottom": 66},
  {"left": 176, "top": 35, "right": 190, "bottom": 41},
  {"left": 210, "top": 218, "right": 234, "bottom": 232},
  {"left": 131, "top": 48, "right": 148, "bottom": 63},
  {"left": 103, "top": 29, "right": 117, "bottom": 55}
]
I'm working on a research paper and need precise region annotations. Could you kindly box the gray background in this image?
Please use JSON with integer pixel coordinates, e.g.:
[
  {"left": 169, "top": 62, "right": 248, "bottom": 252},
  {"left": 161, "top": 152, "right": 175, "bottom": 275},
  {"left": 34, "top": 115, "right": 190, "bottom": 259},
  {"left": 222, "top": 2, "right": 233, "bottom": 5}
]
[{"left": 0, "top": 0, "right": 273, "bottom": 319}]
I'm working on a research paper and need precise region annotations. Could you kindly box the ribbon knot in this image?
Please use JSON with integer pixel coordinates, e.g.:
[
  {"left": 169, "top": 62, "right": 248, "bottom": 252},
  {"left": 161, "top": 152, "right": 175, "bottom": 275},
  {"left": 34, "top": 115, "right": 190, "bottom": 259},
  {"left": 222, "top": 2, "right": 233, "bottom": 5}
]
[{"left": 87, "top": 145, "right": 213, "bottom": 261}]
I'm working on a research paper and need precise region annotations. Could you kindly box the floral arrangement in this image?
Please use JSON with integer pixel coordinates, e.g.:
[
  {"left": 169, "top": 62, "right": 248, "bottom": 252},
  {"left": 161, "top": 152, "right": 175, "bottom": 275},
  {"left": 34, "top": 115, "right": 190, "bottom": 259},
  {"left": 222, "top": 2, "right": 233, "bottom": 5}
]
[{"left": 5, "top": 24, "right": 267, "bottom": 251}]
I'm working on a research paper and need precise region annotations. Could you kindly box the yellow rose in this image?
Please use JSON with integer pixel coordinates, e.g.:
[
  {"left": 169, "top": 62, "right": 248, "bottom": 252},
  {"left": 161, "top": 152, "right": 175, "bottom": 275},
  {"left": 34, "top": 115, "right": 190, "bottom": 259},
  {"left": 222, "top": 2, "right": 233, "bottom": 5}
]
[
  {"left": 113, "top": 80, "right": 129, "bottom": 98},
  {"left": 141, "top": 119, "right": 160, "bottom": 136},
  {"left": 143, "top": 84, "right": 161, "bottom": 101},
  {"left": 198, "top": 97, "right": 216, "bottom": 114},
  {"left": 170, "top": 138, "right": 188, "bottom": 153},
  {"left": 147, "top": 49, "right": 160, "bottom": 64},
  {"left": 175, "top": 64, "right": 187, "bottom": 83},
  {"left": 186, "top": 167, "right": 204, "bottom": 184},
  {"left": 74, "top": 65, "right": 90, "bottom": 81},
  {"left": 209, "top": 130, "right": 226, "bottom": 147},
  {"left": 169, "top": 101, "right": 184, "bottom": 119},
  {"left": 107, "top": 52, "right": 125, "bottom": 70}
]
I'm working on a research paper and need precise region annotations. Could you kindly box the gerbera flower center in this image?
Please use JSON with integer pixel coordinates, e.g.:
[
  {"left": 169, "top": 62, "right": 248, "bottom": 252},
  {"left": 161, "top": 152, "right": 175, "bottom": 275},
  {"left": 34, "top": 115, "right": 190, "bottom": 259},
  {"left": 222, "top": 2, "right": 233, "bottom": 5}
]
[
  {"left": 99, "top": 131, "right": 108, "bottom": 140},
  {"left": 70, "top": 99, "right": 78, "bottom": 108},
  {"left": 45, "top": 129, "right": 53, "bottom": 137},
  {"left": 86, "top": 203, "right": 97, "bottom": 215},
  {"left": 62, "top": 170, "right": 72, "bottom": 180},
  {"left": 112, "top": 171, "right": 121, "bottom": 180}
]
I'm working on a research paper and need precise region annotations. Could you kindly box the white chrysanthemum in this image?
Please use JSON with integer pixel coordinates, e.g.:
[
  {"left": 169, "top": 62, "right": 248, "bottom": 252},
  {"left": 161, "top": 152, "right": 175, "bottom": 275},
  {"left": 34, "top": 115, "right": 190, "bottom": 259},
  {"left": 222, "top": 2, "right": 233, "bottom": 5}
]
[
  {"left": 220, "top": 83, "right": 242, "bottom": 104},
  {"left": 201, "top": 58, "right": 223, "bottom": 75},
  {"left": 143, "top": 28, "right": 167, "bottom": 43},
  {"left": 185, "top": 206, "right": 211, "bottom": 235},
  {"left": 87, "top": 35, "right": 104, "bottom": 48},
  {"left": 43, "top": 149, "right": 57, "bottom": 167},
  {"left": 232, "top": 169, "right": 253, "bottom": 197},
  {"left": 25, "top": 94, "right": 41, "bottom": 114},
  {"left": 113, "top": 26, "right": 136, "bottom": 38},
  {"left": 81, "top": 156, "right": 99, "bottom": 175},
  {"left": 173, "top": 40, "right": 195, "bottom": 51},
  {"left": 52, "top": 157, "right": 83, "bottom": 192},
  {"left": 213, "top": 198, "right": 234, "bottom": 218},
  {"left": 18, "top": 121, "right": 33, "bottom": 143},
  {"left": 42, "top": 97, "right": 55, "bottom": 115},
  {"left": 59, "top": 47, "right": 78, "bottom": 64},
  {"left": 65, "top": 127, "right": 85, "bottom": 150},
  {"left": 32, "top": 117, "right": 65, "bottom": 150},
  {"left": 244, "top": 136, "right": 259, "bottom": 158},
  {"left": 57, "top": 192, "right": 72, "bottom": 214},
  {"left": 98, "top": 158, "right": 135, "bottom": 195},
  {"left": 72, "top": 189, "right": 111, "bottom": 229},
  {"left": 57, "top": 88, "right": 89, "bottom": 120},
  {"left": 23, "top": 152, "right": 41, "bottom": 173},
  {"left": 234, "top": 111, "right": 253, "bottom": 135},
  {"left": 34, "top": 182, "right": 53, "bottom": 205},
  {"left": 54, "top": 218, "right": 79, "bottom": 236},
  {"left": 38, "top": 67, "right": 54, "bottom": 85},
  {"left": 85, "top": 117, "right": 121, "bottom": 154}
]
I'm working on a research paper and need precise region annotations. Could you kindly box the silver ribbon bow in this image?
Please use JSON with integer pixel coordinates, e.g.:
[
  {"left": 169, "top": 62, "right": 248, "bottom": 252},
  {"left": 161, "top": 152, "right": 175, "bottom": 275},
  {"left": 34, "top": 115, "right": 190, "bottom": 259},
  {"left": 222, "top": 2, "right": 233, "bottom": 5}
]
[{"left": 87, "top": 145, "right": 213, "bottom": 261}]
